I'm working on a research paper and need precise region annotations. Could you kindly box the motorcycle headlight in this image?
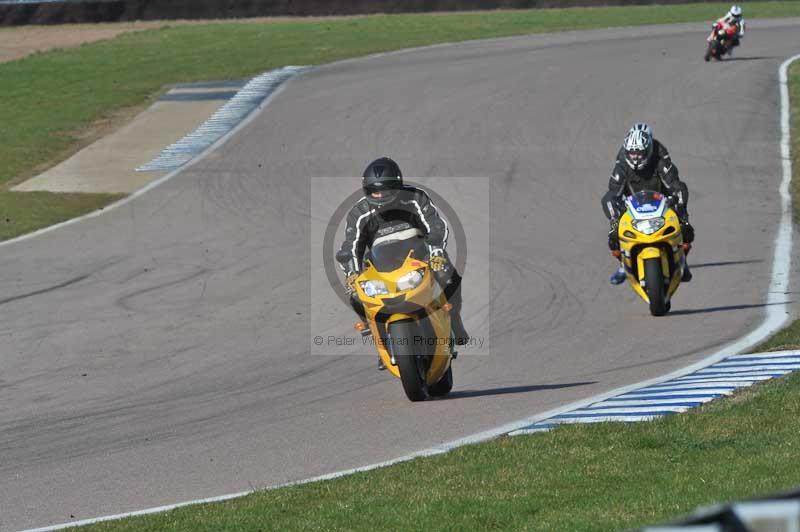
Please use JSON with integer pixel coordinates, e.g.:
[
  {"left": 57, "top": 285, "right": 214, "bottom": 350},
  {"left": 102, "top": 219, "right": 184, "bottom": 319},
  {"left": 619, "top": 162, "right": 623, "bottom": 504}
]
[
  {"left": 633, "top": 217, "right": 665, "bottom": 235},
  {"left": 396, "top": 269, "right": 425, "bottom": 291},
  {"left": 360, "top": 280, "right": 389, "bottom": 297}
]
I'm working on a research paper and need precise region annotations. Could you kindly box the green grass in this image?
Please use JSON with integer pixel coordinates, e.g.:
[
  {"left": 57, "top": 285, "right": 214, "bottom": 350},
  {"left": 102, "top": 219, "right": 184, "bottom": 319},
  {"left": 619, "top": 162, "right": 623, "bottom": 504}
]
[
  {"left": 1, "top": 2, "right": 799, "bottom": 239},
  {"left": 0, "top": 191, "right": 123, "bottom": 241},
  {"left": 79, "top": 370, "right": 800, "bottom": 531},
  {"left": 756, "top": 321, "right": 800, "bottom": 353}
]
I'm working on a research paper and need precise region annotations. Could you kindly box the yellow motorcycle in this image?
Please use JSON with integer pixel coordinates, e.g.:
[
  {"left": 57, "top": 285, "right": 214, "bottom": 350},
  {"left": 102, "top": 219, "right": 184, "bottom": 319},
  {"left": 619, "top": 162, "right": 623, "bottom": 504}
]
[
  {"left": 614, "top": 190, "right": 689, "bottom": 316},
  {"left": 353, "top": 226, "right": 455, "bottom": 401}
]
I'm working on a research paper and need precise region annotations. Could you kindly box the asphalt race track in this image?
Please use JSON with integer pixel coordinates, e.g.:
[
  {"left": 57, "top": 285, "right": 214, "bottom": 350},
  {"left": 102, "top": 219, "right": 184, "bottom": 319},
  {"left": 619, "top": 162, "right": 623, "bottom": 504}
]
[{"left": 2, "top": 19, "right": 799, "bottom": 531}]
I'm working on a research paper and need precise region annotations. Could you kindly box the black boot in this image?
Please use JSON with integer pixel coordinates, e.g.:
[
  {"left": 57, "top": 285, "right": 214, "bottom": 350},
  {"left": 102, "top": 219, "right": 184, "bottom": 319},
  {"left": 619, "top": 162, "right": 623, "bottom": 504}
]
[
  {"left": 435, "top": 264, "right": 469, "bottom": 345},
  {"left": 682, "top": 263, "right": 693, "bottom": 282},
  {"left": 450, "top": 309, "right": 470, "bottom": 346},
  {"left": 349, "top": 296, "right": 383, "bottom": 369}
]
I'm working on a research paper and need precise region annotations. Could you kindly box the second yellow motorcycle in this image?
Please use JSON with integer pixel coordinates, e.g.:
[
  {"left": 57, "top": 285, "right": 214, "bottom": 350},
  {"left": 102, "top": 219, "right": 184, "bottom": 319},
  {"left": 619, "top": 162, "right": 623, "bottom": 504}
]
[{"left": 615, "top": 190, "right": 689, "bottom": 316}]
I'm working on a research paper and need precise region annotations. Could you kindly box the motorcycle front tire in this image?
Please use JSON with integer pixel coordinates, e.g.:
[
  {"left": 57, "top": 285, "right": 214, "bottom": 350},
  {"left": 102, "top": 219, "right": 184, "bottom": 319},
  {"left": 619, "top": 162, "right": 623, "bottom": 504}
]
[
  {"left": 390, "top": 321, "right": 429, "bottom": 402},
  {"left": 704, "top": 42, "right": 713, "bottom": 62},
  {"left": 428, "top": 366, "right": 453, "bottom": 397},
  {"left": 645, "top": 258, "right": 668, "bottom": 316}
]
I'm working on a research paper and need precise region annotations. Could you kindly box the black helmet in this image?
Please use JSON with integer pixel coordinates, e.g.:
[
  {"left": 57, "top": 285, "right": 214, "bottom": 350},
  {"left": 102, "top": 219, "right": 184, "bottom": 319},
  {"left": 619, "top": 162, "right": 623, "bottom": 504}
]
[{"left": 362, "top": 157, "right": 403, "bottom": 208}]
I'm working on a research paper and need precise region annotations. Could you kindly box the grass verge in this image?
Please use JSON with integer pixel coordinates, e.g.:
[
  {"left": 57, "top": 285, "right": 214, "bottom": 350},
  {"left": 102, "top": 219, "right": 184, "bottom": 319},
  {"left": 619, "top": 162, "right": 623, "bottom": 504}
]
[
  {"left": 1, "top": 2, "right": 800, "bottom": 240},
  {"left": 0, "top": 191, "right": 124, "bottom": 241}
]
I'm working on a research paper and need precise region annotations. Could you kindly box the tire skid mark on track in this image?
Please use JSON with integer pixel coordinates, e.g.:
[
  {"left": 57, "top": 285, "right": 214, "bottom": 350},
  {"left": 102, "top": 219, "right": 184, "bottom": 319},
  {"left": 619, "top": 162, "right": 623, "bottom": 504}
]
[{"left": 0, "top": 274, "right": 90, "bottom": 306}]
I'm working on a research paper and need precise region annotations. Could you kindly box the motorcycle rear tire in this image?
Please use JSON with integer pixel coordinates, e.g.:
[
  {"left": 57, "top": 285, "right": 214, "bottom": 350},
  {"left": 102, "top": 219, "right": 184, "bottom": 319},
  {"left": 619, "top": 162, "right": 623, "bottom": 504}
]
[
  {"left": 390, "top": 321, "right": 429, "bottom": 402},
  {"left": 428, "top": 366, "right": 453, "bottom": 397},
  {"left": 645, "top": 258, "right": 668, "bottom": 316}
]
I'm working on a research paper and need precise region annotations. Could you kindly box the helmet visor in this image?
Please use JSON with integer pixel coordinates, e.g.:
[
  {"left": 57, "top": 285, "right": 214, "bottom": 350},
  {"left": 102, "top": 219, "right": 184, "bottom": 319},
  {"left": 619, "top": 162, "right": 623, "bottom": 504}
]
[
  {"left": 364, "top": 187, "right": 400, "bottom": 207},
  {"left": 370, "top": 189, "right": 398, "bottom": 201},
  {"left": 626, "top": 149, "right": 648, "bottom": 166}
]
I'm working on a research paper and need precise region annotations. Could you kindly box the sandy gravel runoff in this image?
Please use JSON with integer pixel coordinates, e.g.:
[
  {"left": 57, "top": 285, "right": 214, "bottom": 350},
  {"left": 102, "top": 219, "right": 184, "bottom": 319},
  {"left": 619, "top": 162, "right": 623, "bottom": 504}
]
[
  {"left": 0, "top": 21, "right": 173, "bottom": 63},
  {"left": 0, "top": 15, "right": 366, "bottom": 64}
]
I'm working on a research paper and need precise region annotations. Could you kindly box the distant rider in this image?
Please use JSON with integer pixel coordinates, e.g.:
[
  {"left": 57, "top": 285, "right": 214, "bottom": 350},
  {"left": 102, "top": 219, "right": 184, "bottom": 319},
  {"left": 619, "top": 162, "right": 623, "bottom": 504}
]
[
  {"left": 601, "top": 123, "right": 695, "bottom": 285},
  {"left": 336, "top": 157, "right": 470, "bottom": 365},
  {"left": 713, "top": 5, "right": 745, "bottom": 54}
]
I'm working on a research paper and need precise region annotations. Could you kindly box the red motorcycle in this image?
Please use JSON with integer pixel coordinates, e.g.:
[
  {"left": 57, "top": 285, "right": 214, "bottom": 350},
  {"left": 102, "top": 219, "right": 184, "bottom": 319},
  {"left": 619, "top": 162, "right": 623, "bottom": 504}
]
[{"left": 704, "top": 22, "right": 738, "bottom": 61}]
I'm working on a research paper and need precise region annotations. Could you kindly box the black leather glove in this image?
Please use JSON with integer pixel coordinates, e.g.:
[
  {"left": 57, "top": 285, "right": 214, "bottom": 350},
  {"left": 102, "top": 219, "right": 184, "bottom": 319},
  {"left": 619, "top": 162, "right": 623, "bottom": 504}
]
[
  {"left": 607, "top": 226, "right": 620, "bottom": 251},
  {"left": 429, "top": 248, "right": 447, "bottom": 272},
  {"left": 345, "top": 272, "right": 359, "bottom": 295}
]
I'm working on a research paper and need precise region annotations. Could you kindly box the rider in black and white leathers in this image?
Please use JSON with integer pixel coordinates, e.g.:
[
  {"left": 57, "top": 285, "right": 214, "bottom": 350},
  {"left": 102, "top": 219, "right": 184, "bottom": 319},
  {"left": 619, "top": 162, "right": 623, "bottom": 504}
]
[
  {"left": 336, "top": 187, "right": 449, "bottom": 276},
  {"left": 601, "top": 141, "right": 690, "bottom": 225},
  {"left": 602, "top": 123, "right": 694, "bottom": 284}
]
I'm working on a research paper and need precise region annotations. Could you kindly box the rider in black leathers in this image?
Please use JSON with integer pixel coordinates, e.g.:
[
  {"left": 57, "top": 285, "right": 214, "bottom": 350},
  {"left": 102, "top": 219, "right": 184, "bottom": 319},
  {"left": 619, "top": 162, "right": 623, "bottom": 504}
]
[
  {"left": 601, "top": 123, "right": 694, "bottom": 285},
  {"left": 336, "top": 157, "right": 469, "bottom": 354}
]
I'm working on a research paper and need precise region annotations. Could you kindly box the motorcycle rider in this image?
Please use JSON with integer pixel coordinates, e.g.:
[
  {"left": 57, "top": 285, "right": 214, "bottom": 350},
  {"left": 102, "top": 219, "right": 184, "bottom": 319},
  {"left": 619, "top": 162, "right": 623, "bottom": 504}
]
[
  {"left": 601, "top": 123, "right": 695, "bottom": 285},
  {"left": 713, "top": 5, "right": 745, "bottom": 53},
  {"left": 336, "top": 157, "right": 470, "bottom": 365}
]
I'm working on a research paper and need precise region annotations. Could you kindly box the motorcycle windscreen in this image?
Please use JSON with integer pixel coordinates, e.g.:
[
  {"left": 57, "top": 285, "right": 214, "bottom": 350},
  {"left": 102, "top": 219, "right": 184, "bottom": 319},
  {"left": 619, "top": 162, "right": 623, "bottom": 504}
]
[
  {"left": 367, "top": 237, "right": 429, "bottom": 273},
  {"left": 626, "top": 190, "right": 667, "bottom": 219}
]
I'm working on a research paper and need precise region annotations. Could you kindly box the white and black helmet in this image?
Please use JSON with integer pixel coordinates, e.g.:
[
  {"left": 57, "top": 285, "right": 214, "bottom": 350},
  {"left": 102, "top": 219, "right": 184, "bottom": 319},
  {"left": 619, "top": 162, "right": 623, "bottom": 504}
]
[
  {"left": 728, "top": 5, "right": 742, "bottom": 21},
  {"left": 622, "top": 122, "right": 653, "bottom": 171}
]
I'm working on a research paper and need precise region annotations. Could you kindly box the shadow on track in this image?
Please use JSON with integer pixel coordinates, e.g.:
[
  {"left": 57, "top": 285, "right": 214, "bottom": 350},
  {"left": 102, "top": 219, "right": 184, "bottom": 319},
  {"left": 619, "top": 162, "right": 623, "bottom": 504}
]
[
  {"left": 669, "top": 301, "right": 790, "bottom": 316},
  {"left": 447, "top": 381, "right": 595, "bottom": 399},
  {"left": 690, "top": 259, "right": 763, "bottom": 269}
]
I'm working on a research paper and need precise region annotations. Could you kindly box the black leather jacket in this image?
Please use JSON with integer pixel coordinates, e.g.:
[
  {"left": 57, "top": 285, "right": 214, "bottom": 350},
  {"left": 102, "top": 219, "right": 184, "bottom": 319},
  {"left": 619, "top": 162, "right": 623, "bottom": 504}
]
[
  {"left": 602, "top": 139, "right": 689, "bottom": 220},
  {"left": 336, "top": 186, "right": 449, "bottom": 275}
]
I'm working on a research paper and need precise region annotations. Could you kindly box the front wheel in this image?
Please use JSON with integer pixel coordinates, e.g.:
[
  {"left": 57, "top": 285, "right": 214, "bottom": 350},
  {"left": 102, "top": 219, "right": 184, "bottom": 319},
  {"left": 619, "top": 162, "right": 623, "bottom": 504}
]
[
  {"left": 428, "top": 366, "right": 453, "bottom": 397},
  {"left": 390, "top": 321, "right": 429, "bottom": 401},
  {"left": 704, "top": 41, "right": 713, "bottom": 61},
  {"left": 645, "top": 258, "right": 668, "bottom": 316}
]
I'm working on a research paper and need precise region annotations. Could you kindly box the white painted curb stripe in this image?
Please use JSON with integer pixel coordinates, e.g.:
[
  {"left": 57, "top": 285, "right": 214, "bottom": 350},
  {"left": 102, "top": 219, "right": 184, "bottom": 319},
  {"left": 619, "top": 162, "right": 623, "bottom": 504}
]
[
  {"left": 613, "top": 390, "right": 734, "bottom": 398},
  {"left": 680, "top": 370, "right": 791, "bottom": 378},
  {"left": 594, "top": 398, "right": 717, "bottom": 407},
  {"left": 663, "top": 374, "right": 778, "bottom": 382},
  {"left": 19, "top": 52, "right": 800, "bottom": 532},
  {"left": 625, "top": 384, "right": 739, "bottom": 391},
  {"left": 576, "top": 406, "right": 697, "bottom": 414},
  {"left": 621, "top": 383, "right": 742, "bottom": 391},
  {"left": 713, "top": 358, "right": 800, "bottom": 366},
  {"left": 136, "top": 68, "right": 309, "bottom": 172},
  {"left": 696, "top": 365, "right": 800, "bottom": 373},
  {"left": 697, "top": 368, "right": 795, "bottom": 375},
  {"left": 727, "top": 350, "right": 800, "bottom": 358},
  {"left": 647, "top": 379, "right": 767, "bottom": 387},
  {"left": 546, "top": 415, "right": 664, "bottom": 423}
]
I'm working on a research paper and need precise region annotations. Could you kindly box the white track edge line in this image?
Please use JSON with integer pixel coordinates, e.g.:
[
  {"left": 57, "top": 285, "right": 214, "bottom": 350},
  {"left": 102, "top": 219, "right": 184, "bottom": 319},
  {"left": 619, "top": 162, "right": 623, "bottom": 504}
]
[
  {"left": 19, "top": 53, "right": 800, "bottom": 532},
  {"left": 0, "top": 66, "right": 310, "bottom": 251}
]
